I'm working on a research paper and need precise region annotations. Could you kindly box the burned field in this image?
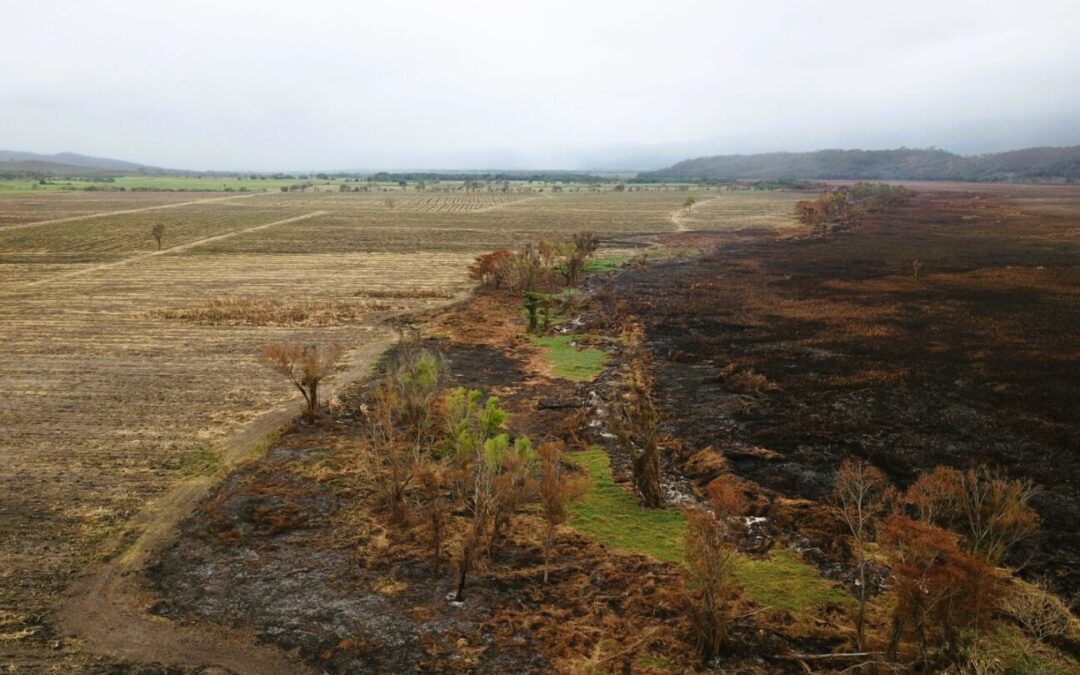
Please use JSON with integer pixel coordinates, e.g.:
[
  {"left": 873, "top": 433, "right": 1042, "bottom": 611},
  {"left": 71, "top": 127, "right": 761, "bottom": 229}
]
[
  {"left": 148, "top": 326, "right": 706, "bottom": 674},
  {"left": 599, "top": 189, "right": 1080, "bottom": 597}
]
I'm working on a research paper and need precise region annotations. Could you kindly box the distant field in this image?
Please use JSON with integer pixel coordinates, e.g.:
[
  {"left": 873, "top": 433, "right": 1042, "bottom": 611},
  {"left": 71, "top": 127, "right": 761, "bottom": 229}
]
[
  {"left": 0, "top": 176, "right": 336, "bottom": 192},
  {"left": 0, "top": 186, "right": 801, "bottom": 668}
]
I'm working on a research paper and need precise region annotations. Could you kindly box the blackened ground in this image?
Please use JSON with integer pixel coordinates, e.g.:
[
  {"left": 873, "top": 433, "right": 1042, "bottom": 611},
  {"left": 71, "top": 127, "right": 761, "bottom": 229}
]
[
  {"left": 596, "top": 191, "right": 1080, "bottom": 600},
  {"left": 149, "top": 441, "right": 548, "bottom": 674}
]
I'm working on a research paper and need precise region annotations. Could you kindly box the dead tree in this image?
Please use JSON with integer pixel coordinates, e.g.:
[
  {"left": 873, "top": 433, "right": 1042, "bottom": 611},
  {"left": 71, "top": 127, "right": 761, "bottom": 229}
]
[
  {"left": 259, "top": 340, "right": 342, "bottom": 422},
  {"left": 151, "top": 223, "right": 165, "bottom": 250},
  {"left": 832, "top": 459, "right": 894, "bottom": 650},
  {"left": 538, "top": 441, "right": 586, "bottom": 583},
  {"left": 611, "top": 371, "right": 663, "bottom": 508}
]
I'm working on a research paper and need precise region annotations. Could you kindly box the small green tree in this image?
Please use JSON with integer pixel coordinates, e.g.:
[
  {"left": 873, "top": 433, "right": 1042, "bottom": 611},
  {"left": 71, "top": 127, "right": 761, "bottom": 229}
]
[{"left": 683, "top": 196, "right": 697, "bottom": 212}]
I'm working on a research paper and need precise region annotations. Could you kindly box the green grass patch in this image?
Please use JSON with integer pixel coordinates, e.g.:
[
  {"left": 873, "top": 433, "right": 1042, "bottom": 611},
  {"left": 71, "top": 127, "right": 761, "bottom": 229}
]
[
  {"left": 585, "top": 254, "right": 634, "bottom": 273},
  {"left": 179, "top": 447, "right": 223, "bottom": 476},
  {"left": 733, "top": 549, "right": 852, "bottom": 613},
  {"left": 530, "top": 334, "right": 608, "bottom": 382},
  {"left": 569, "top": 447, "right": 851, "bottom": 614},
  {"left": 569, "top": 447, "right": 685, "bottom": 563}
]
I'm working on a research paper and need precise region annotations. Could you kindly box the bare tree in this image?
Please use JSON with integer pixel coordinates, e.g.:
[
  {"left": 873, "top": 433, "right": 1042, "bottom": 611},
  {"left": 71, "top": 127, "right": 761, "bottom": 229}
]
[
  {"left": 151, "top": 223, "right": 166, "bottom": 250},
  {"left": 832, "top": 459, "right": 894, "bottom": 650},
  {"left": 414, "top": 459, "right": 447, "bottom": 575},
  {"left": 905, "top": 465, "right": 1040, "bottom": 564},
  {"left": 959, "top": 467, "right": 1039, "bottom": 564},
  {"left": 559, "top": 231, "right": 600, "bottom": 287},
  {"left": 259, "top": 340, "right": 342, "bottom": 422},
  {"left": 537, "top": 441, "right": 586, "bottom": 583},
  {"left": 682, "top": 505, "right": 742, "bottom": 662},
  {"left": 610, "top": 370, "right": 663, "bottom": 508},
  {"left": 361, "top": 383, "right": 412, "bottom": 522}
]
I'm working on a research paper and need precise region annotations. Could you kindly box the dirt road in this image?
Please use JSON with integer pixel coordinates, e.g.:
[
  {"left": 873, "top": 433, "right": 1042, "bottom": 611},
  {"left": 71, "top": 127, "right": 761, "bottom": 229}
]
[
  {"left": 669, "top": 196, "right": 716, "bottom": 231},
  {"left": 19, "top": 210, "right": 327, "bottom": 289},
  {"left": 0, "top": 192, "right": 265, "bottom": 232},
  {"left": 58, "top": 335, "right": 396, "bottom": 674}
]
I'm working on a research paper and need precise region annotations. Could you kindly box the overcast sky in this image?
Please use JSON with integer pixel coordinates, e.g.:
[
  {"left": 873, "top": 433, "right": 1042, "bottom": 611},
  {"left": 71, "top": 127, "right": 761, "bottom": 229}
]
[{"left": 3, "top": 0, "right": 1078, "bottom": 171}]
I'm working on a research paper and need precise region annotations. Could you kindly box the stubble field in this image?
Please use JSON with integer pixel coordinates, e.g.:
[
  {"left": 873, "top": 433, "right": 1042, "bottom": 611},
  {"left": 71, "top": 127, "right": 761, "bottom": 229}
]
[{"left": 0, "top": 186, "right": 803, "bottom": 669}]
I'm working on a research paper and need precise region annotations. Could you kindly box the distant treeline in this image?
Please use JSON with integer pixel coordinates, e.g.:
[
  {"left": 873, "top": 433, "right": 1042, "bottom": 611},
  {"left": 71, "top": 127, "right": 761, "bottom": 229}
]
[
  {"left": 636, "top": 146, "right": 1080, "bottom": 183},
  {"left": 365, "top": 171, "right": 615, "bottom": 184}
]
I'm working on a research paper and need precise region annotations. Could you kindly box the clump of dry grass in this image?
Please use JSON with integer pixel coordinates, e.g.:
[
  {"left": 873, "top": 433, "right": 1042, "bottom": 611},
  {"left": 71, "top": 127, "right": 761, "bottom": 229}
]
[
  {"left": 718, "top": 363, "right": 777, "bottom": 393},
  {"left": 151, "top": 296, "right": 390, "bottom": 326}
]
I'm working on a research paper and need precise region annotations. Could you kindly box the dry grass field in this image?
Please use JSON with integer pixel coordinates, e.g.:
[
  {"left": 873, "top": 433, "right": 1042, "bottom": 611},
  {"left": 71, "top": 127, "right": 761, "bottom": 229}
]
[{"left": 0, "top": 186, "right": 802, "bottom": 669}]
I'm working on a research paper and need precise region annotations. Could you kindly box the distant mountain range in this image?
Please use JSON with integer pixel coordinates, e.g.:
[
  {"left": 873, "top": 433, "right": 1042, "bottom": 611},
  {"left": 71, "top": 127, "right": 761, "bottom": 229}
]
[
  {"left": 0, "top": 150, "right": 169, "bottom": 176},
  {"left": 637, "top": 146, "right": 1080, "bottom": 182},
  {"left": 3, "top": 146, "right": 1079, "bottom": 182}
]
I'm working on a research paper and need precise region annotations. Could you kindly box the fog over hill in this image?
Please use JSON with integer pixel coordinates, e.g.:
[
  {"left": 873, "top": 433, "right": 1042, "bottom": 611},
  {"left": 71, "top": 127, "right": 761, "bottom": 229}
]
[{"left": 638, "top": 146, "right": 1080, "bottom": 183}]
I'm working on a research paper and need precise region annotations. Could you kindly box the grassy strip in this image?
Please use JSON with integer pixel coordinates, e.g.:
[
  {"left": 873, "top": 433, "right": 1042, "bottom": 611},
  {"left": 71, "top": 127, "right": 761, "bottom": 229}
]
[
  {"left": 569, "top": 447, "right": 685, "bottom": 563},
  {"left": 568, "top": 447, "right": 851, "bottom": 613},
  {"left": 530, "top": 334, "right": 608, "bottom": 382}
]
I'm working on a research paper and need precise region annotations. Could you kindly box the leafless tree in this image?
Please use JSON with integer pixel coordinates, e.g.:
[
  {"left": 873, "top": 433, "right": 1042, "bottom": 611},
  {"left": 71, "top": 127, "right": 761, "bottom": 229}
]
[
  {"left": 832, "top": 459, "right": 894, "bottom": 650},
  {"left": 259, "top": 340, "right": 342, "bottom": 422},
  {"left": 151, "top": 223, "right": 166, "bottom": 250},
  {"left": 537, "top": 441, "right": 586, "bottom": 583}
]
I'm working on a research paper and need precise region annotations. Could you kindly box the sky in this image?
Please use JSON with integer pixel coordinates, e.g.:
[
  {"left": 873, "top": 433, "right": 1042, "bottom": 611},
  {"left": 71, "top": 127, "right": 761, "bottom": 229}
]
[{"left": 2, "top": 0, "right": 1079, "bottom": 171}]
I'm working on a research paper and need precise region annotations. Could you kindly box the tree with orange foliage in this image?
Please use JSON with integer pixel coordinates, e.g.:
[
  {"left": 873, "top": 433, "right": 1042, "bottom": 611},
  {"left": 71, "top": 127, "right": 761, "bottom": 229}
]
[
  {"left": 904, "top": 465, "right": 1039, "bottom": 564},
  {"left": 467, "top": 250, "right": 512, "bottom": 289},
  {"left": 905, "top": 465, "right": 964, "bottom": 528},
  {"left": 259, "top": 340, "right": 342, "bottom": 422},
  {"left": 881, "top": 514, "right": 999, "bottom": 666},
  {"left": 832, "top": 459, "right": 894, "bottom": 650},
  {"left": 537, "top": 441, "right": 586, "bottom": 584}
]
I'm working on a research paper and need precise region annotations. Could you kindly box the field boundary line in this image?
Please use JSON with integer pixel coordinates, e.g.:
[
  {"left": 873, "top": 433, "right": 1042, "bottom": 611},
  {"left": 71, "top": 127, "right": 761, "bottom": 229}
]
[
  {"left": 0, "top": 192, "right": 265, "bottom": 232},
  {"left": 669, "top": 196, "right": 718, "bottom": 232},
  {"left": 20, "top": 210, "right": 327, "bottom": 289}
]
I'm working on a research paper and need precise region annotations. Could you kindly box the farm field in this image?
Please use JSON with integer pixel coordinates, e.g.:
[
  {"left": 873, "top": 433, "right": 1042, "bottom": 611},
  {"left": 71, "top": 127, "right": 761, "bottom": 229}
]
[{"left": 0, "top": 186, "right": 802, "bottom": 670}]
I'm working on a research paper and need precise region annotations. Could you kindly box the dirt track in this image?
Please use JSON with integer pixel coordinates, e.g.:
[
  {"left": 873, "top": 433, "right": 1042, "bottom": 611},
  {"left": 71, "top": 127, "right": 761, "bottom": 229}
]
[
  {"left": 58, "top": 335, "right": 396, "bottom": 673},
  {"left": 0, "top": 192, "right": 263, "bottom": 232},
  {"left": 20, "top": 210, "right": 327, "bottom": 289},
  {"left": 668, "top": 196, "right": 716, "bottom": 231}
]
